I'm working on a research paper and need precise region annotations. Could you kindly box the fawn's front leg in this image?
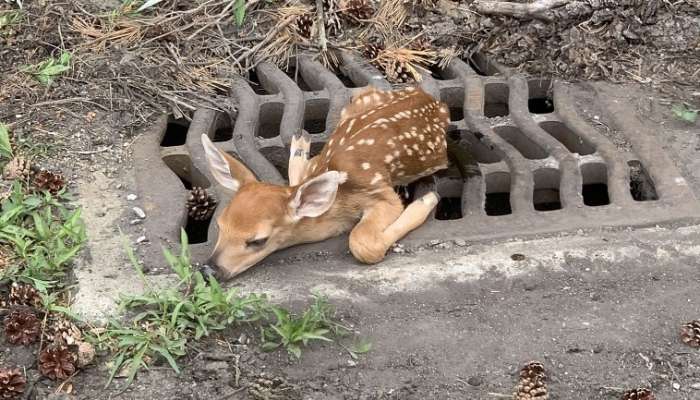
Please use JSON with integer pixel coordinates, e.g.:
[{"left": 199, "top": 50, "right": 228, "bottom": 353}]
[
  {"left": 349, "top": 188, "right": 439, "bottom": 264},
  {"left": 288, "top": 132, "right": 311, "bottom": 185}
]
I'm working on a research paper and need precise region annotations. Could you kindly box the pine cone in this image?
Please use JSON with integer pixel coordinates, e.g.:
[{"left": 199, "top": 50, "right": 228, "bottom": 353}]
[
  {"left": 513, "top": 361, "right": 548, "bottom": 400},
  {"left": 39, "top": 344, "right": 77, "bottom": 381},
  {"left": 680, "top": 320, "right": 700, "bottom": 348},
  {"left": 342, "top": 0, "right": 374, "bottom": 20},
  {"left": 0, "top": 367, "right": 26, "bottom": 399},
  {"left": 2, "top": 157, "right": 31, "bottom": 181},
  {"left": 8, "top": 282, "right": 42, "bottom": 308},
  {"left": 386, "top": 61, "right": 414, "bottom": 83},
  {"left": 3, "top": 307, "right": 41, "bottom": 346},
  {"left": 186, "top": 187, "right": 217, "bottom": 222},
  {"left": 621, "top": 388, "right": 655, "bottom": 400},
  {"left": 32, "top": 169, "right": 65, "bottom": 195},
  {"left": 294, "top": 13, "right": 314, "bottom": 39},
  {"left": 363, "top": 41, "right": 383, "bottom": 61},
  {"left": 43, "top": 314, "right": 82, "bottom": 346}
]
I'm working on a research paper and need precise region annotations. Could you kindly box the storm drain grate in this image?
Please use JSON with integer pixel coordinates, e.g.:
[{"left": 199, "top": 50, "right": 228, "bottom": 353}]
[{"left": 132, "top": 52, "right": 700, "bottom": 267}]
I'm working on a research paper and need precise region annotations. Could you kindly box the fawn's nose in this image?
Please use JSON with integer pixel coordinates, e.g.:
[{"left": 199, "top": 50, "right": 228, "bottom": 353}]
[{"left": 199, "top": 262, "right": 220, "bottom": 280}]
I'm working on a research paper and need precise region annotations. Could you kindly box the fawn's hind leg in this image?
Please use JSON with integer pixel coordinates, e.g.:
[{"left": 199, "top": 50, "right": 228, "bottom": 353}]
[
  {"left": 288, "top": 132, "right": 311, "bottom": 185},
  {"left": 349, "top": 188, "right": 439, "bottom": 264}
]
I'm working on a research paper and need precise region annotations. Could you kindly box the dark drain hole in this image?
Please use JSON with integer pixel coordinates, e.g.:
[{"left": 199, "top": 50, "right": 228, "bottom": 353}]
[
  {"left": 484, "top": 83, "right": 509, "bottom": 118},
  {"left": 213, "top": 114, "right": 234, "bottom": 142},
  {"left": 582, "top": 184, "right": 610, "bottom": 206},
  {"left": 581, "top": 163, "right": 610, "bottom": 206},
  {"left": 304, "top": 98, "right": 329, "bottom": 134},
  {"left": 435, "top": 197, "right": 462, "bottom": 220},
  {"left": 162, "top": 154, "right": 210, "bottom": 190},
  {"left": 533, "top": 168, "right": 562, "bottom": 211},
  {"left": 485, "top": 172, "right": 511, "bottom": 216},
  {"left": 257, "top": 102, "right": 283, "bottom": 138},
  {"left": 485, "top": 193, "right": 511, "bottom": 216},
  {"left": 528, "top": 79, "right": 554, "bottom": 114},
  {"left": 440, "top": 86, "right": 465, "bottom": 122},
  {"left": 528, "top": 98, "right": 554, "bottom": 114},
  {"left": 629, "top": 160, "right": 659, "bottom": 201},
  {"left": 184, "top": 215, "right": 212, "bottom": 244},
  {"left": 161, "top": 117, "right": 189, "bottom": 147},
  {"left": 395, "top": 184, "right": 417, "bottom": 207}
]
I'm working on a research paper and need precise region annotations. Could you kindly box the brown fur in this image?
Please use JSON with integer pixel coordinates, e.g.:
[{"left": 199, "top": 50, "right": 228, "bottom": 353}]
[{"left": 205, "top": 86, "right": 451, "bottom": 278}]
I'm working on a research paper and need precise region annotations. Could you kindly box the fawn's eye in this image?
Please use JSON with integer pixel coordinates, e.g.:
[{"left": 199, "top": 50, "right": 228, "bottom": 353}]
[{"left": 245, "top": 237, "right": 268, "bottom": 248}]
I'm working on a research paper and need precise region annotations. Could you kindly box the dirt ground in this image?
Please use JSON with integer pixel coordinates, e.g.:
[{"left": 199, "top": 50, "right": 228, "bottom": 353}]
[{"left": 1, "top": 0, "right": 700, "bottom": 399}]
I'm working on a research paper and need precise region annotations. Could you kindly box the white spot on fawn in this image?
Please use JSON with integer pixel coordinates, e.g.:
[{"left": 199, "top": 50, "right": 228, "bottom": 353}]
[
  {"left": 362, "top": 162, "right": 371, "bottom": 170},
  {"left": 370, "top": 172, "right": 382, "bottom": 185},
  {"left": 347, "top": 145, "right": 355, "bottom": 151},
  {"left": 366, "top": 139, "right": 375, "bottom": 145},
  {"left": 385, "top": 155, "right": 393, "bottom": 163}
]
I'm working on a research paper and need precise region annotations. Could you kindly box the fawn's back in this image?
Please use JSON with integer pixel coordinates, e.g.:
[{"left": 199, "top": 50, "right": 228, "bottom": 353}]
[{"left": 302, "top": 86, "right": 451, "bottom": 191}]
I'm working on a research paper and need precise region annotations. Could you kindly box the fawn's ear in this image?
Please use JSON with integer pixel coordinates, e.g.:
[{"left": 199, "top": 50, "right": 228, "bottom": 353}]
[
  {"left": 201, "top": 134, "right": 257, "bottom": 192},
  {"left": 289, "top": 171, "right": 347, "bottom": 220}
]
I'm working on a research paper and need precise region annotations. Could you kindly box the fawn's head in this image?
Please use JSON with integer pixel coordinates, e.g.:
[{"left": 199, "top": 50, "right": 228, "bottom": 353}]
[{"left": 200, "top": 134, "right": 346, "bottom": 279}]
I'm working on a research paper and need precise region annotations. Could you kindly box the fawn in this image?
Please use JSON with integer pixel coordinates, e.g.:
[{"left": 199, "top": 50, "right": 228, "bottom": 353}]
[{"left": 200, "top": 85, "right": 451, "bottom": 279}]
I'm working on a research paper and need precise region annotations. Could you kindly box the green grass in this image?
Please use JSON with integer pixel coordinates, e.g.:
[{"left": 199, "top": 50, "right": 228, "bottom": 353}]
[
  {"left": 91, "top": 229, "right": 366, "bottom": 390},
  {"left": 672, "top": 103, "right": 698, "bottom": 124},
  {"left": 0, "top": 10, "right": 22, "bottom": 31},
  {"left": 20, "top": 51, "right": 72, "bottom": 86}
]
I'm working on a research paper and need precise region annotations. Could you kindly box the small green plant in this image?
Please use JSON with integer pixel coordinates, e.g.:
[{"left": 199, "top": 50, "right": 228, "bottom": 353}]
[
  {"left": 261, "top": 294, "right": 346, "bottom": 358},
  {"left": 0, "top": 182, "right": 86, "bottom": 290},
  {"left": 94, "top": 230, "right": 366, "bottom": 389},
  {"left": 0, "top": 10, "right": 22, "bottom": 31},
  {"left": 233, "top": 0, "right": 246, "bottom": 26},
  {"left": 672, "top": 103, "right": 698, "bottom": 124},
  {"left": 0, "top": 123, "right": 14, "bottom": 159},
  {"left": 21, "top": 51, "right": 72, "bottom": 86}
]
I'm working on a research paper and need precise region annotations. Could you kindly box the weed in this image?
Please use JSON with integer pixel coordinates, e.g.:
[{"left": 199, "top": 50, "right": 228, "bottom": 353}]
[
  {"left": 94, "top": 229, "right": 367, "bottom": 389},
  {"left": 233, "top": 0, "right": 246, "bottom": 26},
  {"left": 0, "top": 10, "right": 22, "bottom": 31},
  {"left": 0, "top": 181, "right": 86, "bottom": 290},
  {"left": 260, "top": 294, "right": 342, "bottom": 358},
  {"left": 672, "top": 103, "right": 698, "bottom": 124},
  {"left": 0, "top": 123, "right": 13, "bottom": 159},
  {"left": 21, "top": 51, "right": 72, "bottom": 86}
]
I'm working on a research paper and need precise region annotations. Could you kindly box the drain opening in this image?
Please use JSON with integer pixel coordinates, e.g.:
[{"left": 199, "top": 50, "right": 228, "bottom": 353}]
[
  {"left": 260, "top": 146, "right": 289, "bottom": 182},
  {"left": 581, "top": 163, "right": 610, "bottom": 206},
  {"left": 628, "top": 160, "right": 659, "bottom": 201},
  {"left": 440, "top": 87, "right": 464, "bottom": 122},
  {"left": 213, "top": 114, "right": 234, "bottom": 142},
  {"left": 184, "top": 213, "right": 214, "bottom": 244},
  {"left": 162, "top": 154, "right": 210, "bottom": 190},
  {"left": 485, "top": 172, "right": 512, "bottom": 216},
  {"left": 434, "top": 175, "right": 463, "bottom": 220},
  {"left": 429, "top": 65, "right": 457, "bottom": 80},
  {"left": 539, "top": 121, "right": 595, "bottom": 155},
  {"left": 161, "top": 116, "right": 189, "bottom": 147},
  {"left": 309, "top": 142, "right": 325, "bottom": 158},
  {"left": 285, "top": 65, "right": 314, "bottom": 92},
  {"left": 435, "top": 197, "right": 462, "bottom": 220},
  {"left": 533, "top": 168, "right": 562, "bottom": 211},
  {"left": 493, "top": 126, "right": 548, "bottom": 160},
  {"left": 484, "top": 83, "right": 509, "bottom": 118},
  {"left": 466, "top": 52, "right": 500, "bottom": 76},
  {"left": 257, "top": 102, "right": 283, "bottom": 138},
  {"left": 527, "top": 79, "right": 554, "bottom": 114},
  {"left": 304, "top": 98, "right": 329, "bottom": 134},
  {"left": 247, "top": 70, "right": 272, "bottom": 95}
]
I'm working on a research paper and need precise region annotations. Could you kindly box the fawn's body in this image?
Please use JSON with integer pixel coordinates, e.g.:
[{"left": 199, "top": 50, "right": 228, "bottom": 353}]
[{"left": 201, "top": 86, "right": 451, "bottom": 278}]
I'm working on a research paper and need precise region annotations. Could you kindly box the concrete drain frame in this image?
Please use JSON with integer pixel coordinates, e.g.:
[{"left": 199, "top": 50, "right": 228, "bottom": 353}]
[{"left": 133, "top": 51, "right": 700, "bottom": 268}]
